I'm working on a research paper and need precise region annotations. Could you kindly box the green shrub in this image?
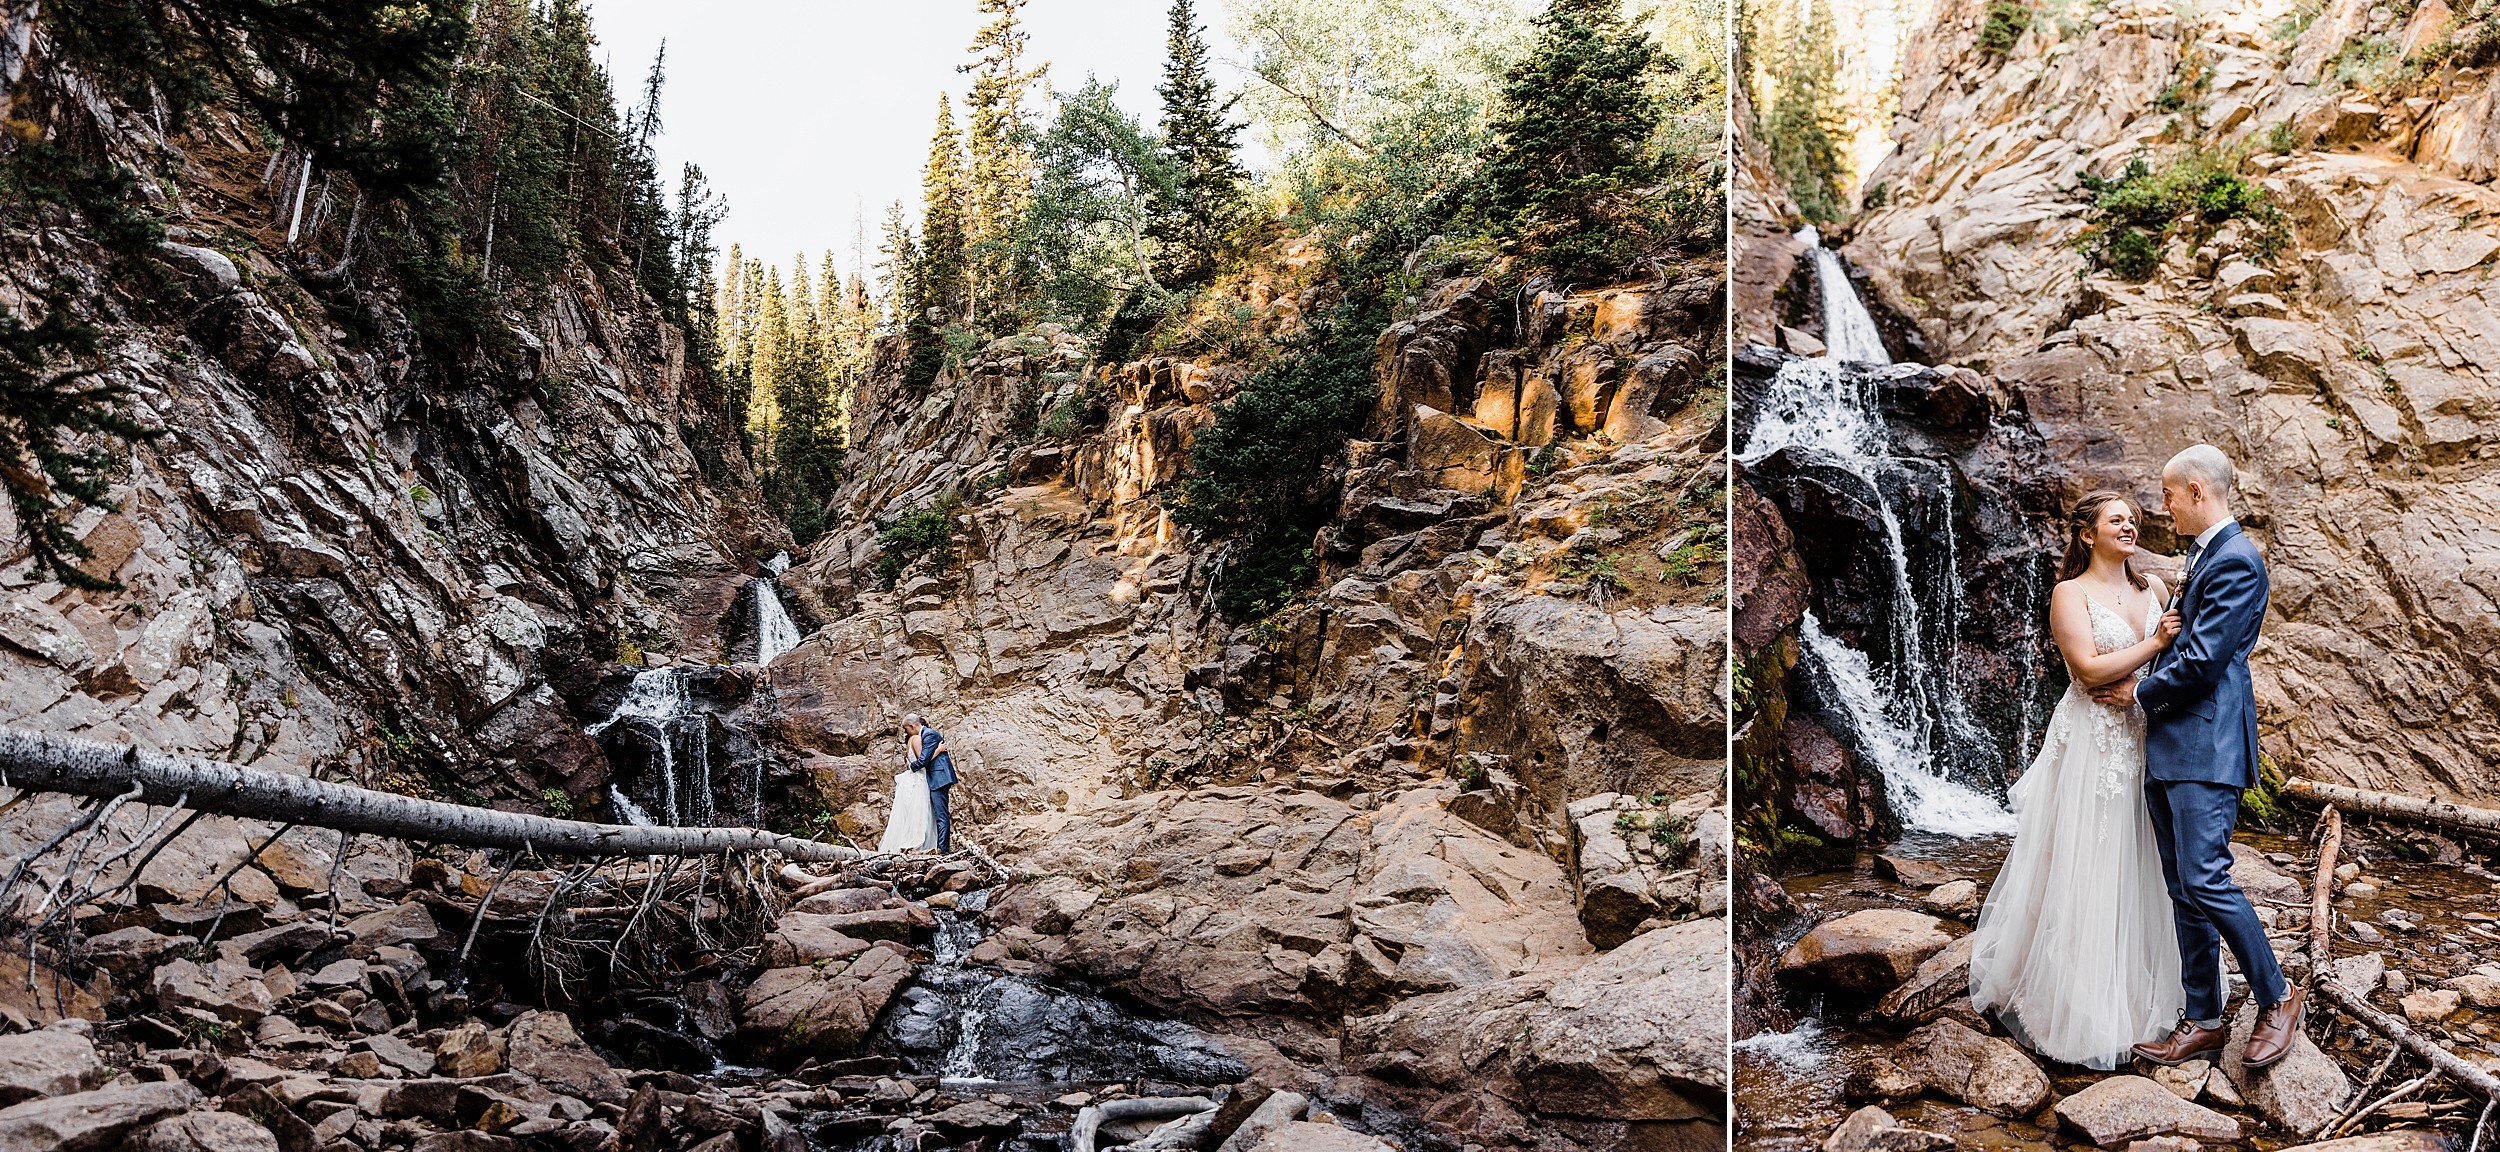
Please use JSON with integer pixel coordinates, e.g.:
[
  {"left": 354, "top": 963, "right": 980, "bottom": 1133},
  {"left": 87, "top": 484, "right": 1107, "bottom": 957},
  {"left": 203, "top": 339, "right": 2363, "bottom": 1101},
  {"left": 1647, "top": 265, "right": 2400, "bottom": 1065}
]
[
  {"left": 873, "top": 492, "right": 964, "bottom": 587},
  {"left": 2076, "top": 152, "right": 2288, "bottom": 279},
  {"left": 1980, "top": 0, "right": 2034, "bottom": 55}
]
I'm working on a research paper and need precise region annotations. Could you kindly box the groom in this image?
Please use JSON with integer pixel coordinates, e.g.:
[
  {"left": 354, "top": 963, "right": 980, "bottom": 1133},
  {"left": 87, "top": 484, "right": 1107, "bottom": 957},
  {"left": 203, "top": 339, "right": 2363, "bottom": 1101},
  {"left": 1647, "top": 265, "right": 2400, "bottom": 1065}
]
[
  {"left": 2092, "top": 445, "right": 2299, "bottom": 1069},
  {"left": 905, "top": 713, "right": 956, "bottom": 853}
]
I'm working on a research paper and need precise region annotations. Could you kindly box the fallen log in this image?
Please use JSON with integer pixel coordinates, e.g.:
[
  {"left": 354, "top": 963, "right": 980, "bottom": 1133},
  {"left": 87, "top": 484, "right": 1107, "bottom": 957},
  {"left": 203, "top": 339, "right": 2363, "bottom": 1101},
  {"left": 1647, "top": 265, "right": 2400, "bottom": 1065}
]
[
  {"left": 2284, "top": 779, "right": 2500, "bottom": 837},
  {"left": 0, "top": 726, "right": 859, "bottom": 863},
  {"left": 2311, "top": 805, "right": 2342, "bottom": 982}
]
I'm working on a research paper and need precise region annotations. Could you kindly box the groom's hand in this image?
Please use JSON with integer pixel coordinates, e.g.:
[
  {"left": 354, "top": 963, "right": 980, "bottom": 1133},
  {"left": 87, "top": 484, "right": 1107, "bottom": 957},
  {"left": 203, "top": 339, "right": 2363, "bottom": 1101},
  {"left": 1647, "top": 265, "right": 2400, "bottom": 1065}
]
[{"left": 2090, "top": 679, "right": 2139, "bottom": 708}]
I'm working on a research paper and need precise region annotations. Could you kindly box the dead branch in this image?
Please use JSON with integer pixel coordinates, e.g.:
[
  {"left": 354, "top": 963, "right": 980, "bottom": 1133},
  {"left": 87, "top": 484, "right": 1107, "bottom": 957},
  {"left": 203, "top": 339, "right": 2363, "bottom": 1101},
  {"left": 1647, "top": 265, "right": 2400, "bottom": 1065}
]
[
  {"left": 2333, "top": 1072, "right": 2436, "bottom": 1138},
  {"left": 2285, "top": 779, "right": 2500, "bottom": 837},
  {"left": 2311, "top": 804, "right": 2342, "bottom": 982},
  {"left": 2319, "top": 1046, "right": 2405, "bottom": 1138},
  {"left": 2316, "top": 978, "right": 2500, "bottom": 1102}
]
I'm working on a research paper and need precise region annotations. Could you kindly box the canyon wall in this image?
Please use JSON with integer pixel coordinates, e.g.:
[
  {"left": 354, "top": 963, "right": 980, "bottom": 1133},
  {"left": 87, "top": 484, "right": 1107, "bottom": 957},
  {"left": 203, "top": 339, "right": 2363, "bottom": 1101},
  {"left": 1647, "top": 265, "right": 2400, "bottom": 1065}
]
[
  {"left": 765, "top": 254, "right": 1734, "bottom": 1149},
  {"left": 1827, "top": 0, "right": 2500, "bottom": 799}
]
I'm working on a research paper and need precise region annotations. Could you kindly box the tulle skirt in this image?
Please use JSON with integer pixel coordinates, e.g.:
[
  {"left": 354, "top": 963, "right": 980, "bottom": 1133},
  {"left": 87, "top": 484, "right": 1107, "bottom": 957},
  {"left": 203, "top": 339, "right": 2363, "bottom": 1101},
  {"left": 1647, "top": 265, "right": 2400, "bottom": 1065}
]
[
  {"left": 878, "top": 769, "right": 938, "bottom": 854},
  {"left": 1968, "top": 688, "right": 2183, "bottom": 1068}
]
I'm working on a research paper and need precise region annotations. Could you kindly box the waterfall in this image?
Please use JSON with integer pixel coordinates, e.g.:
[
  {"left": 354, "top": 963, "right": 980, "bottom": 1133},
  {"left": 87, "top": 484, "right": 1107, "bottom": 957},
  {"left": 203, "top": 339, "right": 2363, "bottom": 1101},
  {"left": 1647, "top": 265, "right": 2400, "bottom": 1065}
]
[
  {"left": 589, "top": 668, "right": 714, "bottom": 827},
  {"left": 1798, "top": 227, "right": 1892, "bottom": 364},
  {"left": 1745, "top": 229, "right": 2013, "bottom": 837},
  {"left": 753, "top": 578, "right": 800, "bottom": 667}
]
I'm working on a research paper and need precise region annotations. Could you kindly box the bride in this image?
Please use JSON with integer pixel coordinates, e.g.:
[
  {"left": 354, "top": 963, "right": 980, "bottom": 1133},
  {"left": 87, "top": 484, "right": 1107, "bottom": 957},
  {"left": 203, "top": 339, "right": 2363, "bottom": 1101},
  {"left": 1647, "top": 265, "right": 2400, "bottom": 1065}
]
[
  {"left": 1969, "top": 491, "right": 2187, "bottom": 1068},
  {"left": 877, "top": 728, "right": 938, "bottom": 854}
]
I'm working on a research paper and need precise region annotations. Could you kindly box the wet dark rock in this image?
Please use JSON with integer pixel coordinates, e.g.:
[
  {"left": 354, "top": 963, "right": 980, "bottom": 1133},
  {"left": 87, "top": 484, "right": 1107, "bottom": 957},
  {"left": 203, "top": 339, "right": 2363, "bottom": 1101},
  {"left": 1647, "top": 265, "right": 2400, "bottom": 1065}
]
[
  {"left": 1777, "top": 910, "right": 1952, "bottom": 995},
  {"left": 1896, "top": 1018, "right": 2049, "bottom": 1117},
  {"left": 1823, "top": 1104, "right": 1954, "bottom": 1152}
]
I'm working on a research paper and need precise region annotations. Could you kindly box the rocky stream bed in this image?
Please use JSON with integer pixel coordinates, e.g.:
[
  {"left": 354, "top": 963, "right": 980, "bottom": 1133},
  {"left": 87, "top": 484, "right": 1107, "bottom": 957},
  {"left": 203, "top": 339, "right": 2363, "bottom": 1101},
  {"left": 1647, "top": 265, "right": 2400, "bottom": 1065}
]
[
  {"left": 0, "top": 841, "right": 1392, "bottom": 1152},
  {"left": 1737, "top": 820, "right": 2500, "bottom": 1152}
]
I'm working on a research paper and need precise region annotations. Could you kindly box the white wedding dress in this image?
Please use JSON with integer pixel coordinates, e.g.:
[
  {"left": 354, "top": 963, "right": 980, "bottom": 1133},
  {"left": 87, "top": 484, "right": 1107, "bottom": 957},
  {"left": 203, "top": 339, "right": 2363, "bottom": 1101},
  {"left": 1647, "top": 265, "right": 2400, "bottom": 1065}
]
[
  {"left": 877, "top": 758, "right": 938, "bottom": 854},
  {"left": 1969, "top": 595, "right": 2184, "bottom": 1068}
]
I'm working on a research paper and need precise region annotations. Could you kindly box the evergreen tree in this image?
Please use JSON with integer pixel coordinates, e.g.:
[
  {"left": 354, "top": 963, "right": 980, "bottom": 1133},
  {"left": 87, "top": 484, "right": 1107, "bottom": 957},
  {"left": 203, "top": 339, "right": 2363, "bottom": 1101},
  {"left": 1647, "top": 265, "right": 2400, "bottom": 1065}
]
[
  {"left": 1759, "top": 0, "right": 1849, "bottom": 224},
  {"left": 1148, "top": 0, "right": 1249, "bottom": 284},
  {"left": 877, "top": 202, "right": 919, "bottom": 333},
  {"left": 961, "top": 0, "right": 1045, "bottom": 323},
  {"left": 1477, "top": 0, "right": 1678, "bottom": 277},
  {"left": 906, "top": 98, "right": 970, "bottom": 390}
]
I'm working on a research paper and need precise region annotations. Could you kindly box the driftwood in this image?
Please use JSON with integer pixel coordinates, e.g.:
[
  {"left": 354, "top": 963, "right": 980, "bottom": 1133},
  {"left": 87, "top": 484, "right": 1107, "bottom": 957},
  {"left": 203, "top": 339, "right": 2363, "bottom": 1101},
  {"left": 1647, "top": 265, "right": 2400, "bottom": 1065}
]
[
  {"left": 2310, "top": 805, "right": 2342, "bottom": 982},
  {"left": 1069, "top": 1097, "right": 1216, "bottom": 1152},
  {"left": 2285, "top": 779, "right": 2500, "bottom": 837},
  {"left": 2314, "top": 978, "right": 2500, "bottom": 1102},
  {"left": 0, "top": 726, "right": 858, "bottom": 862}
]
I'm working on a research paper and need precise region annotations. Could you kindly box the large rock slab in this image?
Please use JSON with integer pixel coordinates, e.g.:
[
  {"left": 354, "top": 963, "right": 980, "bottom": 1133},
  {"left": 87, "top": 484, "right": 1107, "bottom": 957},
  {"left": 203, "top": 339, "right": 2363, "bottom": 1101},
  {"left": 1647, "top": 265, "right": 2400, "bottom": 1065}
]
[
  {"left": 137, "top": 1112, "right": 283, "bottom": 1152},
  {"left": 1778, "top": 910, "right": 1952, "bottom": 995},
  {"left": 0, "top": 1026, "right": 106, "bottom": 1106},
  {"left": 1897, "top": 1018, "right": 2049, "bottom": 1116},
  {"left": 738, "top": 945, "right": 916, "bottom": 1060},
  {"left": 1875, "top": 936, "right": 1972, "bottom": 1022},
  {"left": 2055, "top": 1076, "right": 2242, "bottom": 1146},
  {"left": 152, "top": 958, "right": 274, "bottom": 1024},
  {"left": 1244, "top": 1122, "right": 1397, "bottom": 1152},
  {"left": 2218, "top": 999, "right": 2350, "bottom": 1135},
  {"left": 503, "top": 1011, "right": 628, "bottom": 1105},
  {"left": 0, "top": 1080, "right": 201, "bottom": 1151}
]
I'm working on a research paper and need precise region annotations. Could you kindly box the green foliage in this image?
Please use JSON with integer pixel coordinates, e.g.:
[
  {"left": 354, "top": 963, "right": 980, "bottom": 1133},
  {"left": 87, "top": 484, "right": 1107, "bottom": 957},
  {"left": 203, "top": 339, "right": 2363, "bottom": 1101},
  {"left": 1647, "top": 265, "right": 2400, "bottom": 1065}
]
[
  {"left": 0, "top": 292, "right": 161, "bottom": 590},
  {"left": 2076, "top": 152, "right": 2287, "bottom": 280},
  {"left": 962, "top": 0, "right": 1046, "bottom": 325},
  {"left": 2262, "top": 119, "right": 2308, "bottom": 154},
  {"left": 1477, "top": 0, "right": 1708, "bottom": 276},
  {"left": 1148, "top": 0, "right": 1250, "bottom": 285},
  {"left": 2441, "top": 0, "right": 2500, "bottom": 67},
  {"left": 873, "top": 492, "right": 964, "bottom": 587},
  {"left": 1016, "top": 81, "right": 1180, "bottom": 334},
  {"left": 540, "top": 787, "right": 576, "bottom": 818},
  {"left": 1165, "top": 303, "right": 1375, "bottom": 619},
  {"left": 1754, "top": 0, "right": 1851, "bottom": 223},
  {"left": 1979, "top": 0, "right": 2035, "bottom": 55}
]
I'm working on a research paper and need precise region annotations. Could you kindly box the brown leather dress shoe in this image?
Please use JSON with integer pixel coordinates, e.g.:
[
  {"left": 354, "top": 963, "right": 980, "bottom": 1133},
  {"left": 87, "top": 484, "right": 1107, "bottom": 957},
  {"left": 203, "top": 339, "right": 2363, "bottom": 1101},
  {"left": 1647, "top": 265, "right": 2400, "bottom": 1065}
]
[
  {"left": 2242, "top": 986, "right": 2307, "bottom": 1069},
  {"left": 2133, "top": 1020, "right": 2228, "bottom": 1066}
]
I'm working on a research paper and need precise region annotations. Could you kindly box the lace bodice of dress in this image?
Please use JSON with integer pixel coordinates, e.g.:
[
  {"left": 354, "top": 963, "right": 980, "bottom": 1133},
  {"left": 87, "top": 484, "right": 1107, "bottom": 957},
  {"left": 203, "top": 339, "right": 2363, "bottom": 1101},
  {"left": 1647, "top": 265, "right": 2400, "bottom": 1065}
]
[{"left": 2054, "top": 595, "right": 2156, "bottom": 805}]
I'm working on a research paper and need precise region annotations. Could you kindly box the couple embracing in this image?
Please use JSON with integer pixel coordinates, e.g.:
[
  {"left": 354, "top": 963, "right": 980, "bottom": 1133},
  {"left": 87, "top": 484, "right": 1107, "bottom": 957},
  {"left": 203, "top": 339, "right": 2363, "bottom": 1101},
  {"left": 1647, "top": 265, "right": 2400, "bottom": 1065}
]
[{"left": 1969, "top": 444, "right": 2304, "bottom": 1072}]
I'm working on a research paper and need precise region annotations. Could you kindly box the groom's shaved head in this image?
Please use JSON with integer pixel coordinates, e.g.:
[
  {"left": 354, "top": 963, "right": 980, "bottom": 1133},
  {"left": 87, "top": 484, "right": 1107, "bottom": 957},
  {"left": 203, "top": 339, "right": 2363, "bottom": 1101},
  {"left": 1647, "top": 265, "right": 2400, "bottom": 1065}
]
[{"left": 2164, "top": 445, "right": 2235, "bottom": 499}]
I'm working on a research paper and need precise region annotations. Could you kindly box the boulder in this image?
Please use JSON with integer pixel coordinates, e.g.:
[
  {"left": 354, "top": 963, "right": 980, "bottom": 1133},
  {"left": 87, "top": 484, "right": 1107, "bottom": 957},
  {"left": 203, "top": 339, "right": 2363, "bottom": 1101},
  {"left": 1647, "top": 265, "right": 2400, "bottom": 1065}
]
[
  {"left": 436, "top": 1021, "right": 507, "bottom": 1077},
  {"left": 138, "top": 1112, "right": 282, "bottom": 1152},
  {"left": 1875, "top": 936, "right": 1972, "bottom": 1022},
  {"left": 1823, "top": 1105, "right": 1954, "bottom": 1152},
  {"left": 1919, "top": 880, "right": 1978, "bottom": 917},
  {"left": 345, "top": 902, "right": 440, "bottom": 949},
  {"left": 738, "top": 946, "right": 917, "bottom": 1060},
  {"left": 152, "top": 959, "right": 274, "bottom": 1024},
  {"left": 2218, "top": 999, "right": 2350, "bottom": 1135},
  {"left": 504, "top": 1011, "right": 628, "bottom": 1105},
  {"left": 756, "top": 914, "right": 879, "bottom": 966},
  {"left": 2055, "top": 1076, "right": 2241, "bottom": 1146},
  {"left": 2333, "top": 952, "right": 2385, "bottom": 993},
  {"left": 2228, "top": 843, "right": 2305, "bottom": 903},
  {"left": 1408, "top": 407, "right": 1501, "bottom": 494},
  {"left": 1896, "top": 1018, "right": 2049, "bottom": 1116},
  {"left": 2400, "top": 989, "right": 2461, "bottom": 1023},
  {"left": 0, "top": 1080, "right": 201, "bottom": 1151},
  {"left": 0, "top": 1026, "right": 106, "bottom": 1106},
  {"left": 2445, "top": 973, "right": 2500, "bottom": 1010},
  {"left": 1778, "top": 910, "right": 1953, "bottom": 995}
]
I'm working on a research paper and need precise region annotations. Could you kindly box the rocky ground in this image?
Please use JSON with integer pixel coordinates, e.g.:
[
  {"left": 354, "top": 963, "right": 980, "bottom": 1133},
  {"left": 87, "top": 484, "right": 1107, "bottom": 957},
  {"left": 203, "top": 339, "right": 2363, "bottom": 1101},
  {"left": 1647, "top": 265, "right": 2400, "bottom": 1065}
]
[
  {"left": 1739, "top": 817, "right": 2500, "bottom": 1151},
  {"left": 749, "top": 252, "right": 1733, "bottom": 1150}
]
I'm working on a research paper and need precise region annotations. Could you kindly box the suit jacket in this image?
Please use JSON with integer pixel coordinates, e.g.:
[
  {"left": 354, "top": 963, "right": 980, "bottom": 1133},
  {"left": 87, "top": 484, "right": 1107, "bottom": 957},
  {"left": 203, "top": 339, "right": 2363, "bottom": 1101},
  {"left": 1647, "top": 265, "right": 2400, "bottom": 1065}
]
[
  {"left": 912, "top": 727, "right": 957, "bottom": 790},
  {"left": 2138, "top": 520, "right": 2268, "bottom": 789}
]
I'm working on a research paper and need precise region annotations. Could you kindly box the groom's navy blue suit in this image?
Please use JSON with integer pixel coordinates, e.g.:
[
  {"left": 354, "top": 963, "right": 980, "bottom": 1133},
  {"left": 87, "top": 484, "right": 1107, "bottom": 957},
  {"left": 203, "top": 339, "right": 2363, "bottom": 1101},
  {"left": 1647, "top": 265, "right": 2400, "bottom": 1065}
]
[
  {"left": 2137, "top": 519, "right": 2285, "bottom": 1022},
  {"left": 912, "top": 727, "right": 957, "bottom": 853}
]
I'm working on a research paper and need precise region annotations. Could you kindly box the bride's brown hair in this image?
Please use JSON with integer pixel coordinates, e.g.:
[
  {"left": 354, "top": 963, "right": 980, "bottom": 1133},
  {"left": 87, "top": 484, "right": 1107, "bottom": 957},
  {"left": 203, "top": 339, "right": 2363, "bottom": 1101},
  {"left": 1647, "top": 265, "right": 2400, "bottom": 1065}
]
[{"left": 2060, "top": 490, "right": 2148, "bottom": 589}]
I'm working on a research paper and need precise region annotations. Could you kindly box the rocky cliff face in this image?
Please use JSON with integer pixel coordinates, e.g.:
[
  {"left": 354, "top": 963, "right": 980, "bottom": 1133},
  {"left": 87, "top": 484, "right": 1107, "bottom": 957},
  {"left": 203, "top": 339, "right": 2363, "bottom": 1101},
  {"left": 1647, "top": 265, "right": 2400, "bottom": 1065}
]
[
  {"left": 1813, "top": 0, "right": 2500, "bottom": 799},
  {"left": 766, "top": 253, "right": 1732, "bottom": 1149},
  {"left": 0, "top": 85, "right": 775, "bottom": 883}
]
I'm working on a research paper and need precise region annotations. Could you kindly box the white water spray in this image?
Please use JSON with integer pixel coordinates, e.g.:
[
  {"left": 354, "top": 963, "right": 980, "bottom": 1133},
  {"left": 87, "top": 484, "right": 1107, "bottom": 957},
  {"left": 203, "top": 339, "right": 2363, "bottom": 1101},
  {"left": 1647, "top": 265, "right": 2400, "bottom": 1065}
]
[
  {"left": 753, "top": 579, "right": 800, "bottom": 667},
  {"left": 1745, "top": 228, "right": 2012, "bottom": 837}
]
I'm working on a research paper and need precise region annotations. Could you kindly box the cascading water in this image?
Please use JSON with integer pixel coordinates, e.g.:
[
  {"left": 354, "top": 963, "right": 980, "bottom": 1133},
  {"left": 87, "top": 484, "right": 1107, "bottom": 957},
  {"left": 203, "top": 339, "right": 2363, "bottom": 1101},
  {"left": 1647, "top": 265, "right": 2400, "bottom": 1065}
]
[
  {"left": 589, "top": 669, "right": 714, "bottom": 827},
  {"left": 588, "top": 561, "right": 809, "bottom": 828},
  {"left": 1741, "top": 227, "right": 2014, "bottom": 837}
]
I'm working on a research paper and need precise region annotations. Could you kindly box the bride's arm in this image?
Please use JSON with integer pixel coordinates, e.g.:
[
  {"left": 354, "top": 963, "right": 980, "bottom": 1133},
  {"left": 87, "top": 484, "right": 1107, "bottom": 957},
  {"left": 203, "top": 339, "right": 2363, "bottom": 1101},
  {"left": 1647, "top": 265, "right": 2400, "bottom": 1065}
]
[{"left": 2048, "top": 583, "right": 2171, "bottom": 688}]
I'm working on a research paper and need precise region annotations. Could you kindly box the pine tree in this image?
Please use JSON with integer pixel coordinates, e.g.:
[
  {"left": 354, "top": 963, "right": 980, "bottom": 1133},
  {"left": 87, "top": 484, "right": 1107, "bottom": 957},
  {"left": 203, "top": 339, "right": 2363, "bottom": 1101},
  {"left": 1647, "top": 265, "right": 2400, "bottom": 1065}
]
[
  {"left": 878, "top": 202, "right": 919, "bottom": 332},
  {"left": 1760, "top": 0, "right": 1849, "bottom": 224},
  {"left": 1149, "top": 0, "right": 1248, "bottom": 285},
  {"left": 917, "top": 95, "right": 971, "bottom": 324},
  {"left": 960, "top": 0, "right": 1045, "bottom": 323},
  {"left": 1477, "top": 0, "right": 1675, "bottom": 278}
]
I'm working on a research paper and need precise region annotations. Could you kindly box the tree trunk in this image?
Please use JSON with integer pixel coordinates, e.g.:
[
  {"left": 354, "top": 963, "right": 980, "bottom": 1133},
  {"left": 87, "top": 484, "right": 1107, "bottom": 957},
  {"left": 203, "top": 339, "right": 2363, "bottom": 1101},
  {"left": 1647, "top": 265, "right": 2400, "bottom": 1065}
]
[
  {"left": 0, "top": 726, "right": 859, "bottom": 862},
  {"left": 2284, "top": 779, "right": 2500, "bottom": 836}
]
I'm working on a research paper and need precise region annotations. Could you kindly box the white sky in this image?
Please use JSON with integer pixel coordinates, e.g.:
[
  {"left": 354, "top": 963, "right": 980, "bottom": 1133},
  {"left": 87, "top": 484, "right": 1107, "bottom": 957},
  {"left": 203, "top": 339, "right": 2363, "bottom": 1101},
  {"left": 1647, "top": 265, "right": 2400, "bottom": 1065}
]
[{"left": 582, "top": 1, "right": 1222, "bottom": 281}]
